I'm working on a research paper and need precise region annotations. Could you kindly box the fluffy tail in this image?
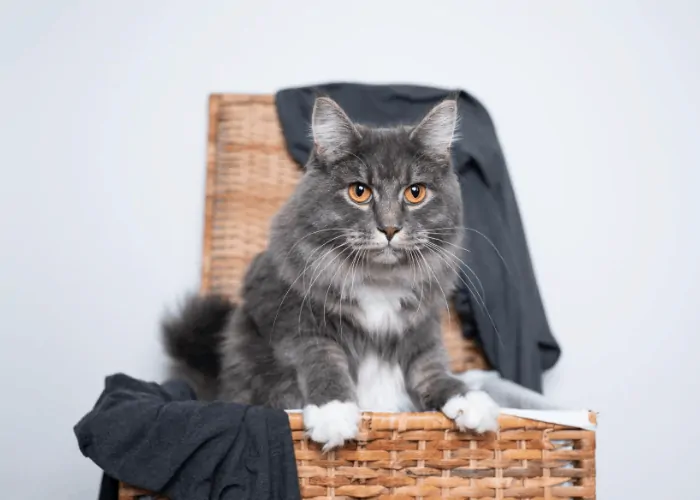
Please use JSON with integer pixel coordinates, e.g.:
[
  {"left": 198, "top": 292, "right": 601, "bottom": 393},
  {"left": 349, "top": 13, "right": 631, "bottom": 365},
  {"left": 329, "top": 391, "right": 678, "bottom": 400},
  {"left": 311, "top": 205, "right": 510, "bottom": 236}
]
[{"left": 162, "top": 293, "right": 235, "bottom": 397}]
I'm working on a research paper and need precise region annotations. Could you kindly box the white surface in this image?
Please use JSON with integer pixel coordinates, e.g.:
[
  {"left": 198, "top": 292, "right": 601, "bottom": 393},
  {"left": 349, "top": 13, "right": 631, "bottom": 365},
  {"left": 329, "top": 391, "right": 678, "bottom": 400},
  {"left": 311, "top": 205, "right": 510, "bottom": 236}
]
[
  {"left": 502, "top": 409, "right": 597, "bottom": 431},
  {"left": 1, "top": 1, "right": 698, "bottom": 499}
]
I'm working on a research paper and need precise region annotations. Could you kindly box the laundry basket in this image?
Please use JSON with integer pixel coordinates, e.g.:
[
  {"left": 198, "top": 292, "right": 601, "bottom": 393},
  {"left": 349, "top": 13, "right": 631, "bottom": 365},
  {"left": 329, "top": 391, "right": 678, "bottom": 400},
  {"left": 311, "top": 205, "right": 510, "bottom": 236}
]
[{"left": 119, "top": 94, "right": 596, "bottom": 499}]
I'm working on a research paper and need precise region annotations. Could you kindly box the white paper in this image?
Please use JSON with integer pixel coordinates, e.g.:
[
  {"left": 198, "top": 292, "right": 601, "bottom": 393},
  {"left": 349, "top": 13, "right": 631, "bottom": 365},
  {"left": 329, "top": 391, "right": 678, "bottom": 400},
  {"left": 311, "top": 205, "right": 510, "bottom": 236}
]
[{"left": 499, "top": 408, "right": 597, "bottom": 430}]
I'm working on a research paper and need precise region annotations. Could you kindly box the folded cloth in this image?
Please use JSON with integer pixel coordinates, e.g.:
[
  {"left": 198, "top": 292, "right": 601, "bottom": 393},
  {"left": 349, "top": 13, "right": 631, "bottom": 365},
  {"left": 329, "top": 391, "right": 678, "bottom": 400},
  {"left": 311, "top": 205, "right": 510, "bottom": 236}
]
[
  {"left": 457, "top": 370, "right": 560, "bottom": 410},
  {"left": 74, "top": 374, "right": 300, "bottom": 500},
  {"left": 276, "top": 83, "right": 561, "bottom": 392}
]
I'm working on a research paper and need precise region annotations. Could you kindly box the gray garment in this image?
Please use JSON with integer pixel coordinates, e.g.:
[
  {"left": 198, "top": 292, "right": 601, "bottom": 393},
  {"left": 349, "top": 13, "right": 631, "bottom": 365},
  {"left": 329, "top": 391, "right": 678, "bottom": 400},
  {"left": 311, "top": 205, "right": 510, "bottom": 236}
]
[
  {"left": 275, "top": 83, "right": 561, "bottom": 392},
  {"left": 74, "top": 374, "right": 300, "bottom": 500},
  {"left": 458, "top": 370, "right": 560, "bottom": 410}
]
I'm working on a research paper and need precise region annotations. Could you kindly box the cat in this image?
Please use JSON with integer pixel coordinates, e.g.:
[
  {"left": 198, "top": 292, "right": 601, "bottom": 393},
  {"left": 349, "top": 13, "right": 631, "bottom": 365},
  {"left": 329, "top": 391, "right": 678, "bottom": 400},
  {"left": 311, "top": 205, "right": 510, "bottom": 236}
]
[{"left": 163, "top": 96, "right": 499, "bottom": 450}]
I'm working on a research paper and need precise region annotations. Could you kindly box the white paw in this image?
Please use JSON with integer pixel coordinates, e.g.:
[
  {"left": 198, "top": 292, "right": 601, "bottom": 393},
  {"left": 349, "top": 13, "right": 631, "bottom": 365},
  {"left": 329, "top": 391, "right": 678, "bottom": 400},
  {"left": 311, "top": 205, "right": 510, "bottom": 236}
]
[
  {"left": 303, "top": 400, "right": 361, "bottom": 451},
  {"left": 442, "top": 390, "right": 500, "bottom": 433}
]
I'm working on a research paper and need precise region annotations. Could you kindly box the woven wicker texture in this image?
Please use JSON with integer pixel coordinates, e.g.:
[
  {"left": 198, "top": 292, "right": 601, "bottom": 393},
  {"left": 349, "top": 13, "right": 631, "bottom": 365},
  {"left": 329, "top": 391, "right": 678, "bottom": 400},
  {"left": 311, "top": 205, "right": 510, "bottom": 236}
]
[
  {"left": 290, "top": 412, "right": 596, "bottom": 499},
  {"left": 122, "top": 410, "right": 596, "bottom": 500},
  {"left": 118, "top": 94, "right": 596, "bottom": 499}
]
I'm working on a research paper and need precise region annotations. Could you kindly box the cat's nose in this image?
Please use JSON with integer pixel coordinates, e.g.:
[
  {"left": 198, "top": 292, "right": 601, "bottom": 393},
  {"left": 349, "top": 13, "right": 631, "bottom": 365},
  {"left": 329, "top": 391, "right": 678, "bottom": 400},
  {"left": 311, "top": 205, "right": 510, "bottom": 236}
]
[{"left": 378, "top": 226, "right": 401, "bottom": 241}]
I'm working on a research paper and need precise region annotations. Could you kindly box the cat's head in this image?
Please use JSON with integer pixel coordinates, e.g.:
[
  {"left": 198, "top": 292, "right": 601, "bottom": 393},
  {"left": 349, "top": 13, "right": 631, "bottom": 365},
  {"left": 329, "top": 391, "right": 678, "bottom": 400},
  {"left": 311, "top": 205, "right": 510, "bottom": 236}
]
[{"left": 272, "top": 97, "right": 463, "bottom": 284}]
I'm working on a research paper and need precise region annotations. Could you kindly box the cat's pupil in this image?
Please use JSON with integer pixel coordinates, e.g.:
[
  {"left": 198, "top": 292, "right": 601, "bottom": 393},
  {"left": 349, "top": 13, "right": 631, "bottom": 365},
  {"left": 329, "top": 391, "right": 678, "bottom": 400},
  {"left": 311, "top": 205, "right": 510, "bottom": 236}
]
[
  {"left": 410, "top": 185, "right": 420, "bottom": 198},
  {"left": 355, "top": 185, "right": 365, "bottom": 196}
]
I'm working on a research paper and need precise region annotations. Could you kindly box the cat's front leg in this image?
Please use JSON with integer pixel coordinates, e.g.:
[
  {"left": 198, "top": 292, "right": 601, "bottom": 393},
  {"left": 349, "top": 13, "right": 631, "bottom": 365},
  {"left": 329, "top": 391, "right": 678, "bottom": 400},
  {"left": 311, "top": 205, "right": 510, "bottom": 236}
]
[
  {"left": 287, "top": 338, "right": 361, "bottom": 451},
  {"left": 406, "top": 334, "right": 500, "bottom": 433}
]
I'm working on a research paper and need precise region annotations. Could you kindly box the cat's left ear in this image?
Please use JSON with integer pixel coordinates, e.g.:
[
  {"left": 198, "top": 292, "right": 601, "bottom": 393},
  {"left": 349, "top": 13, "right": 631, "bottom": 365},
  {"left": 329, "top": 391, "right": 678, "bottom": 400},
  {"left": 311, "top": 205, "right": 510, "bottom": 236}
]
[
  {"left": 311, "top": 97, "right": 361, "bottom": 163},
  {"left": 410, "top": 99, "right": 459, "bottom": 157}
]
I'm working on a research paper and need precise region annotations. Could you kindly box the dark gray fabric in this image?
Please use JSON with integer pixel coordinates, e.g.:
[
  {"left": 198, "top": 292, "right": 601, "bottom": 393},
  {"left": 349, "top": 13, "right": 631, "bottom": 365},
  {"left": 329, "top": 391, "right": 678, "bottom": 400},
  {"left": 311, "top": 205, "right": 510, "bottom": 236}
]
[
  {"left": 74, "top": 374, "right": 300, "bottom": 500},
  {"left": 275, "top": 83, "right": 560, "bottom": 392}
]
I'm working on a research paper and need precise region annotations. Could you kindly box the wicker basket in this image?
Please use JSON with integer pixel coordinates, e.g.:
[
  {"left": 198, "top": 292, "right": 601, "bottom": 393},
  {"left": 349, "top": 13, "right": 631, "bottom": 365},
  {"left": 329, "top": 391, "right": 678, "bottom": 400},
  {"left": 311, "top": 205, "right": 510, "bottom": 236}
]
[{"left": 119, "top": 94, "right": 596, "bottom": 499}]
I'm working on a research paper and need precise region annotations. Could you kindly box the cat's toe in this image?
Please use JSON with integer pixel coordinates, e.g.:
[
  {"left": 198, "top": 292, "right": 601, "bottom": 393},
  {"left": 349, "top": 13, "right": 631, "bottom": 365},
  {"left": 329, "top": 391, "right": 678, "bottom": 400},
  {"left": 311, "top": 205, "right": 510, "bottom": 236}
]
[
  {"left": 303, "top": 400, "right": 361, "bottom": 451},
  {"left": 442, "top": 390, "right": 500, "bottom": 433}
]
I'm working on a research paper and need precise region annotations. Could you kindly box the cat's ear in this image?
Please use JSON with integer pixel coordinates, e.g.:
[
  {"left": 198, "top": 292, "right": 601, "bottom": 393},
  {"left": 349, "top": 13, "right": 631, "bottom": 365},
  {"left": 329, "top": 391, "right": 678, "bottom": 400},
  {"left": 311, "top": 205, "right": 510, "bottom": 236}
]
[
  {"left": 311, "top": 97, "right": 360, "bottom": 162},
  {"left": 410, "top": 100, "right": 459, "bottom": 156}
]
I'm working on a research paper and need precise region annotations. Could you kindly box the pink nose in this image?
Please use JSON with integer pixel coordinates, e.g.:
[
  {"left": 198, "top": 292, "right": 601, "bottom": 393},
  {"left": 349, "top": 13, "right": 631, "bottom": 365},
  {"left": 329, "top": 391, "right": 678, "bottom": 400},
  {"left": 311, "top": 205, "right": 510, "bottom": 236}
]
[{"left": 378, "top": 226, "right": 401, "bottom": 241}]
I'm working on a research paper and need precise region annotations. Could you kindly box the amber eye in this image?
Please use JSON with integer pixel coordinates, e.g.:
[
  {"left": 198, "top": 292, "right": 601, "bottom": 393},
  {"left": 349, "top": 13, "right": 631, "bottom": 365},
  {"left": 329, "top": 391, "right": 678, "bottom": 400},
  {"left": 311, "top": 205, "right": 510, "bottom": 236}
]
[
  {"left": 348, "top": 183, "right": 372, "bottom": 204},
  {"left": 404, "top": 184, "right": 427, "bottom": 204}
]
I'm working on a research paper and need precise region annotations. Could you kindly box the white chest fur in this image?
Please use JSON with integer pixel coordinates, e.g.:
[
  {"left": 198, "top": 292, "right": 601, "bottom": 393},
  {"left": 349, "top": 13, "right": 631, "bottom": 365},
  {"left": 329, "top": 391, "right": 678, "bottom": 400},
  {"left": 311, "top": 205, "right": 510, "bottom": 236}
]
[
  {"left": 352, "top": 285, "right": 410, "bottom": 335},
  {"left": 356, "top": 353, "right": 415, "bottom": 412}
]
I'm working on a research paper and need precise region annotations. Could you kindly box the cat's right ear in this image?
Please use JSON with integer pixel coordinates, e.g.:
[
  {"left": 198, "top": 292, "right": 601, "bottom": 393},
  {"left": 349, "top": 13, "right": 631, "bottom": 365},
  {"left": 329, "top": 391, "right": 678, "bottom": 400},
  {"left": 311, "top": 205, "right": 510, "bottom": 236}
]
[
  {"left": 410, "top": 99, "right": 459, "bottom": 158},
  {"left": 311, "top": 97, "right": 360, "bottom": 163}
]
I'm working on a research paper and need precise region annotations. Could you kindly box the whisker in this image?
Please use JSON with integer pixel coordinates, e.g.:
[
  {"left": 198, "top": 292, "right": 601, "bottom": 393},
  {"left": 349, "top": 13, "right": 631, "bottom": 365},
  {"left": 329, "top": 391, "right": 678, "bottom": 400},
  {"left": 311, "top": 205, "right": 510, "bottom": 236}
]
[
  {"left": 414, "top": 248, "right": 433, "bottom": 293},
  {"left": 426, "top": 227, "right": 511, "bottom": 275},
  {"left": 406, "top": 250, "right": 425, "bottom": 321},
  {"left": 424, "top": 235, "right": 471, "bottom": 253},
  {"left": 417, "top": 249, "right": 450, "bottom": 315},
  {"left": 298, "top": 243, "right": 352, "bottom": 335},
  {"left": 413, "top": 250, "right": 425, "bottom": 318},
  {"left": 424, "top": 244, "right": 503, "bottom": 347},
  {"left": 336, "top": 249, "right": 358, "bottom": 343},
  {"left": 322, "top": 248, "right": 356, "bottom": 328},
  {"left": 425, "top": 242, "right": 487, "bottom": 312},
  {"left": 349, "top": 248, "right": 364, "bottom": 298},
  {"left": 283, "top": 228, "right": 350, "bottom": 261},
  {"left": 303, "top": 235, "right": 350, "bottom": 282},
  {"left": 271, "top": 236, "right": 347, "bottom": 336},
  {"left": 407, "top": 249, "right": 418, "bottom": 291},
  {"left": 424, "top": 240, "right": 486, "bottom": 301}
]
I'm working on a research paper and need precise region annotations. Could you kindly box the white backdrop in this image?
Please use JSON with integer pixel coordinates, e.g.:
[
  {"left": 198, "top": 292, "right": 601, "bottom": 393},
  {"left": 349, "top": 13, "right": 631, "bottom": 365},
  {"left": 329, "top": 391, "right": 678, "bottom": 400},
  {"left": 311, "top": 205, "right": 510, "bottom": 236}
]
[{"left": 1, "top": 1, "right": 699, "bottom": 498}]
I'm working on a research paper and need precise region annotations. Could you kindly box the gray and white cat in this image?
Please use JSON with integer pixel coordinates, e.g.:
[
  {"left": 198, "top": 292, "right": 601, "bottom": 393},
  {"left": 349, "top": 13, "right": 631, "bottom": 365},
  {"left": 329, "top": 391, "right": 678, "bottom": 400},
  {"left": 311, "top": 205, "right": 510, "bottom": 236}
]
[{"left": 164, "top": 97, "right": 499, "bottom": 450}]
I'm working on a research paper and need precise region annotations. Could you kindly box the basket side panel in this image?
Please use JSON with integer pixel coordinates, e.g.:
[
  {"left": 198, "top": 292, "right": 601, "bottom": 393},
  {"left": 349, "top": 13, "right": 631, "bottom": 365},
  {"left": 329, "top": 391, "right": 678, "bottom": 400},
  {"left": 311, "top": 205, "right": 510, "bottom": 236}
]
[{"left": 289, "top": 412, "right": 596, "bottom": 499}]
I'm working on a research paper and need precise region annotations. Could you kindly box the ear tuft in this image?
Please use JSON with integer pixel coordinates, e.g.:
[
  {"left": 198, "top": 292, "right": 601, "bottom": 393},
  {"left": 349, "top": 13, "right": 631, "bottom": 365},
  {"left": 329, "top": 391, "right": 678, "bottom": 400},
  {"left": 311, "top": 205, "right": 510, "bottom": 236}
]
[
  {"left": 311, "top": 97, "right": 360, "bottom": 162},
  {"left": 410, "top": 100, "right": 459, "bottom": 155}
]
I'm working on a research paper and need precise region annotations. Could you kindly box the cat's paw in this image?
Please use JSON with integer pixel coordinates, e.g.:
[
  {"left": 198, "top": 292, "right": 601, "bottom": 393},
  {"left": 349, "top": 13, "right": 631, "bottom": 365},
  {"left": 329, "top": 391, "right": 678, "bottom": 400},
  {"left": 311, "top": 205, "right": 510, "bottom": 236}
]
[
  {"left": 442, "top": 390, "right": 500, "bottom": 433},
  {"left": 303, "top": 400, "right": 361, "bottom": 451}
]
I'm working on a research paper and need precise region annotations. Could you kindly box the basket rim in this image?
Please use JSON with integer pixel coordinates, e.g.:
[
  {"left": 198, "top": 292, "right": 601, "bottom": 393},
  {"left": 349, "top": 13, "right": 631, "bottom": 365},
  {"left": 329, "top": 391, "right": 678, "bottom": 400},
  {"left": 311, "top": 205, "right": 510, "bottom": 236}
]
[{"left": 287, "top": 410, "right": 597, "bottom": 431}]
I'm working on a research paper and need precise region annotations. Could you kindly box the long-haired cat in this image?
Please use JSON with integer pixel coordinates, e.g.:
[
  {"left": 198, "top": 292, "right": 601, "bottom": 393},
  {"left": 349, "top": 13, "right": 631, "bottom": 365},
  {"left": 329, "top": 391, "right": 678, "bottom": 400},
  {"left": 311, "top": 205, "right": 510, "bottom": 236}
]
[{"left": 164, "top": 97, "right": 499, "bottom": 450}]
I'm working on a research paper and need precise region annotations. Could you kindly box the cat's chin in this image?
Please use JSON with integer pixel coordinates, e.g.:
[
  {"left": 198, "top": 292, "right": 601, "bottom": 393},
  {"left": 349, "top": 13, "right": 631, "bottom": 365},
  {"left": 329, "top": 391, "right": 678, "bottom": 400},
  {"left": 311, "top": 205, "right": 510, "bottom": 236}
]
[{"left": 370, "top": 248, "right": 402, "bottom": 266}]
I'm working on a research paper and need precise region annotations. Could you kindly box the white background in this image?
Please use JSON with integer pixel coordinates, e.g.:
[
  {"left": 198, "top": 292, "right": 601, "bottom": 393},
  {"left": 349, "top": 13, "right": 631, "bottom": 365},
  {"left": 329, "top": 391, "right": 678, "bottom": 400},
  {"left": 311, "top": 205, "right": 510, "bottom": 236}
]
[{"left": 1, "top": 1, "right": 698, "bottom": 498}]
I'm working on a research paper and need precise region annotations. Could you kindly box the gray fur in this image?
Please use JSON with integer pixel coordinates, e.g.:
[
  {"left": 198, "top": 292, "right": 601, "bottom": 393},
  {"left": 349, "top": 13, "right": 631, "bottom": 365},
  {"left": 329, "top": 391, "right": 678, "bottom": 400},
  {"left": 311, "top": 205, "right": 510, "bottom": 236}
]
[{"left": 166, "top": 97, "right": 471, "bottom": 411}]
